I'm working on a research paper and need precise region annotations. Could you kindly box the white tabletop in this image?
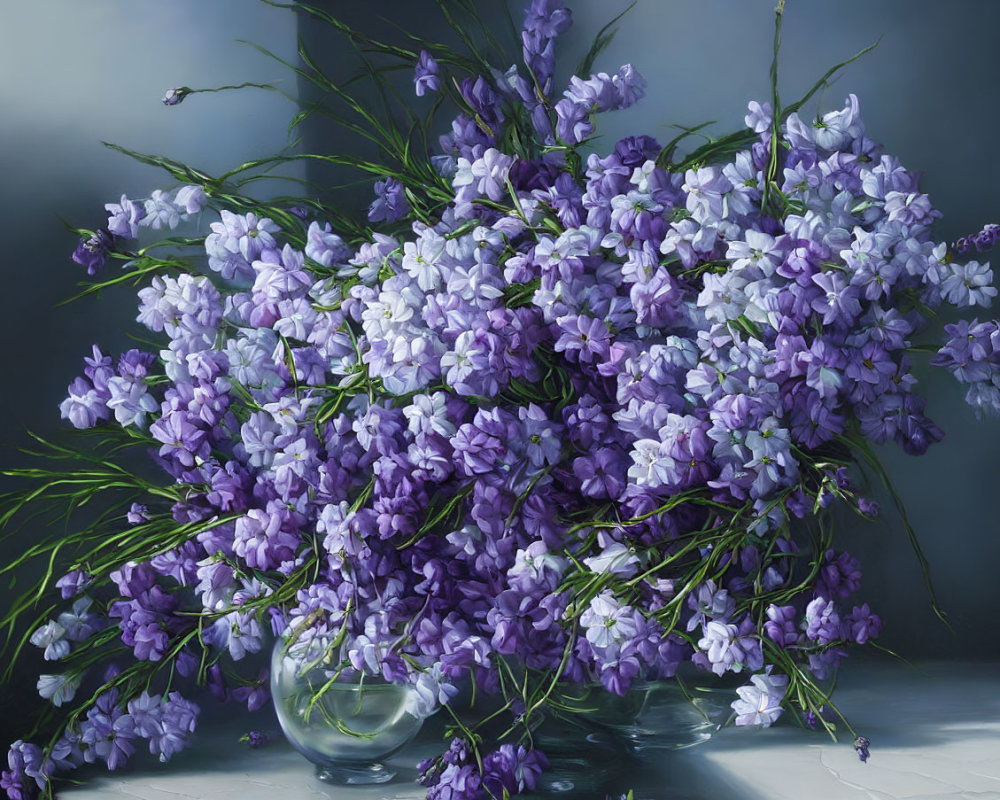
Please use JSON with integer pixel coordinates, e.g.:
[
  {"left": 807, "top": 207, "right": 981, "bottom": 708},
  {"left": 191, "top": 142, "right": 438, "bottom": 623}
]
[{"left": 60, "top": 659, "right": 1000, "bottom": 800}]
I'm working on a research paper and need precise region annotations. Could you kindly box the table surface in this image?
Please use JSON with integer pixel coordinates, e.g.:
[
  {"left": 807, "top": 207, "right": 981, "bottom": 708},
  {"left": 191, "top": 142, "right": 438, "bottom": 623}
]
[{"left": 60, "top": 659, "right": 1000, "bottom": 800}]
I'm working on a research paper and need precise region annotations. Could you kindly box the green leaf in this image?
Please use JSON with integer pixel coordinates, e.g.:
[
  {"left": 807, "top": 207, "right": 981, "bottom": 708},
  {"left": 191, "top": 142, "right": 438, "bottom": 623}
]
[
  {"left": 840, "top": 434, "right": 952, "bottom": 632},
  {"left": 575, "top": 2, "right": 637, "bottom": 78}
]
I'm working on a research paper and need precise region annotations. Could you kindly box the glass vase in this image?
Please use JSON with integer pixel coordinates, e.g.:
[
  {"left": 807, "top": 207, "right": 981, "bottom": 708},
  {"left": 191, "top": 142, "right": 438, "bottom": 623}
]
[
  {"left": 533, "top": 672, "right": 737, "bottom": 795},
  {"left": 270, "top": 634, "right": 424, "bottom": 784}
]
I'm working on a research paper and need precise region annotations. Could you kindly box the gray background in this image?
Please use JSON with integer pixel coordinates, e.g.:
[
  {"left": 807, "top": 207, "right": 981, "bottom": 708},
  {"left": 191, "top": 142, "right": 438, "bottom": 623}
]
[{"left": 1, "top": 0, "right": 997, "bottom": 747}]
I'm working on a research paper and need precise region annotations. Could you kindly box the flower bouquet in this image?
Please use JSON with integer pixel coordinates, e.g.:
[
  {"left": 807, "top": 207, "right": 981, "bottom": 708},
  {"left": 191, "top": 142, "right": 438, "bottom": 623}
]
[{"left": 2, "top": 1, "right": 998, "bottom": 797}]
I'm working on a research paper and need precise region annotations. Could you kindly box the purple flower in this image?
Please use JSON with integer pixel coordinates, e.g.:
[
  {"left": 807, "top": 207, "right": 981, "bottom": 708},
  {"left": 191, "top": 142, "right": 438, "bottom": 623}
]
[
  {"left": 149, "top": 408, "right": 209, "bottom": 468},
  {"left": 857, "top": 497, "right": 879, "bottom": 518},
  {"left": 954, "top": 222, "right": 999, "bottom": 254},
  {"left": 126, "top": 503, "right": 150, "bottom": 526},
  {"left": 764, "top": 604, "right": 799, "bottom": 647},
  {"left": 1, "top": 744, "right": 33, "bottom": 800},
  {"left": 59, "top": 376, "right": 110, "bottom": 430},
  {"left": 174, "top": 185, "right": 207, "bottom": 214},
  {"left": 242, "top": 730, "right": 271, "bottom": 749},
  {"left": 36, "top": 673, "right": 81, "bottom": 707},
  {"left": 940, "top": 260, "right": 996, "bottom": 308},
  {"left": 573, "top": 447, "right": 627, "bottom": 500},
  {"left": 153, "top": 692, "right": 199, "bottom": 762},
  {"left": 842, "top": 604, "right": 882, "bottom": 644},
  {"left": 72, "top": 228, "right": 115, "bottom": 274},
  {"left": 686, "top": 580, "right": 736, "bottom": 632},
  {"left": 105, "top": 194, "right": 146, "bottom": 239},
  {"left": 414, "top": 50, "right": 440, "bottom": 97},
  {"left": 368, "top": 177, "right": 410, "bottom": 223},
  {"left": 805, "top": 597, "right": 841, "bottom": 644},
  {"left": 56, "top": 569, "right": 91, "bottom": 599},
  {"left": 815, "top": 549, "right": 862, "bottom": 600},
  {"left": 785, "top": 94, "right": 863, "bottom": 151},
  {"left": 745, "top": 100, "right": 772, "bottom": 134},
  {"left": 855, "top": 735, "right": 871, "bottom": 763},
  {"left": 459, "top": 76, "right": 502, "bottom": 129},
  {"left": 555, "top": 314, "right": 611, "bottom": 363},
  {"left": 696, "top": 617, "right": 763, "bottom": 676},
  {"left": 482, "top": 744, "right": 548, "bottom": 797},
  {"left": 425, "top": 763, "right": 482, "bottom": 799},
  {"left": 454, "top": 148, "right": 515, "bottom": 205},
  {"left": 233, "top": 505, "right": 299, "bottom": 571},
  {"left": 161, "top": 86, "right": 191, "bottom": 106},
  {"left": 614, "top": 134, "right": 660, "bottom": 167},
  {"left": 305, "top": 221, "right": 349, "bottom": 266},
  {"left": 523, "top": 0, "right": 572, "bottom": 38},
  {"left": 80, "top": 693, "right": 136, "bottom": 770},
  {"left": 232, "top": 670, "right": 270, "bottom": 712}
]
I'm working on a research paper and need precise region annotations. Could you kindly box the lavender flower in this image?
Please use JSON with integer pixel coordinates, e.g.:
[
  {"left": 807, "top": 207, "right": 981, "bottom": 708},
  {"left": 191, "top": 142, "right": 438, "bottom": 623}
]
[
  {"left": 854, "top": 735, "right": 871, "bottom": 763},
  {"left": 105, "top": 194, "right": 146, "bottom": 239},
  {"left": 731, "top": 670, "right": 788, "bottom": 727},
  {"left": 414, "top": 50, "right": 441, "bottom": 97},
  {"left": 142, "top": 189, "right": 181, "bottom": 230},
  {"left": 368, "top": 177, "right": 410, "bottom": 223},
  {"left": 454, "top": 148, "right": 515, "bottom": 206},
  {"left": 29, "top": 621, "right": 70, "bottom": 661},
  {"left": 240, "top": 730, "right": 272, "bottom": 749},
  {"left": 36, "top": 673, "right": 81, "bottom": 707},
  {"left": 71, "top": 228, "right": 115, "bottom": 275},
  {"left": 80, "top": 693, "right": 136, "bottom": 770},
  {"left": 161, "top": 87, "right": 191, "bottom": 106}
]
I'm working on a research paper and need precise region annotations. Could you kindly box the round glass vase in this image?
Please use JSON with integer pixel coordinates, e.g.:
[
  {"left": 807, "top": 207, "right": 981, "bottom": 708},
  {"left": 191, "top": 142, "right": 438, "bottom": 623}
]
[
  {"left": 533, "top": 671, "right": 737, "bottom": 796},
  {"left": 270, "top": 634, "right": 424, "bottom": 785}
]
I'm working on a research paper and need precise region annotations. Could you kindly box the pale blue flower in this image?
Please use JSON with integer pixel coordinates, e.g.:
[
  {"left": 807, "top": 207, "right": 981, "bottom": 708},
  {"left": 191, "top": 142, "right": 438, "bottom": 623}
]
[{"left": 731, "top": 670, "right": 788, "bottom": 727}]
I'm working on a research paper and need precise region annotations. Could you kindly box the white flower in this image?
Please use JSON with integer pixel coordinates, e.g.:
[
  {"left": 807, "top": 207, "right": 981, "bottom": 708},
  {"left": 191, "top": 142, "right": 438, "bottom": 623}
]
[
  {"left": 627, "top": 438, "right": 672, "bottom": 488},
  {"left": 402, "top": 229, "right": 450, "bottom": 292},
  {"left": 174, "top": 185, "right": 208, "bottom": 215},
  {"left": 583, "top": 542, "right": 640, "bottom": 578},
  {"left": 405, "top": 664, "right": 458, "bottom": 719},
  {"left": 142, "top": 189, "right": 181, "bottom": 230},
  {"left": 941, "top": 261, "right": 997, "bottom": 308},
  {"left": 403, "top": 392, "right": 456, "bottom": 438},
  {"left": 731, "top": 670, "right": 789, "bottom": 727},
  {"left": 29, "top": 620, "right": 70, "bottom": 661},
  {"left": 37, "top": 673, "right": 82, "bottom": 707},
  {"left": 580, "top": 591, "right": 637, "bottom": 650}
]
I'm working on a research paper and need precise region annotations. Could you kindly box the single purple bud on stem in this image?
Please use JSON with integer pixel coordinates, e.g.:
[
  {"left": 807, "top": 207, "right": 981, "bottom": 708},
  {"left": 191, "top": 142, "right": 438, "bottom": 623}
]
[
  {"left": 162, "top": 86, "right": 192, "bottom": 106},
  {"left": 854, "top": 735, "right": 871, "bottom": 763},
  {"left": 239, "top": 730, "right": 271, "bottom": 749},
  {"left": 857, "top": 497, "right": 879, "bottom": 518}
]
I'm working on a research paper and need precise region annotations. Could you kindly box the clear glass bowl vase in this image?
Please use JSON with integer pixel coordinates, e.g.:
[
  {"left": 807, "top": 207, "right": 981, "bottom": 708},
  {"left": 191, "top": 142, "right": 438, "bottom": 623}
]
[
  {"left": 532, "top": 672, "right": 737, "bottom": 796},
  {"left": 270, "top": 634, "right": 424, "bottom": 784}
]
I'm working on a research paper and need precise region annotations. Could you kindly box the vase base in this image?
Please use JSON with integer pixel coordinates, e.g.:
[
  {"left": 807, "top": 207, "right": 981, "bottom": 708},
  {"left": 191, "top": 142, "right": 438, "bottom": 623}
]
[{"left": 315, "top": 762, "right": 395, "bottom": 784}]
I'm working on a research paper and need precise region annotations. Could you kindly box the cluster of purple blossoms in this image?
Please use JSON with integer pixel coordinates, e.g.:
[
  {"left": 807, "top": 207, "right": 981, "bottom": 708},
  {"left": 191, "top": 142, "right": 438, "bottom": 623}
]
[
  {"left": 71, "top": 185, "right": 207, "bottom": 275},
  {"left": 14, "top": 0, "right": 1000, "bottom": 796},
  {"left": 953, "top": 222, "right": 999, "bottom": 255},
  {"left": 932, "top": 318, "right": 1000, "bottom": 417},
  {"left": 418, "top": 738, "right": 548, "bottom": 800},
  {"left": 1, "top": 687, "right": 198, "bottom": 797}
]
